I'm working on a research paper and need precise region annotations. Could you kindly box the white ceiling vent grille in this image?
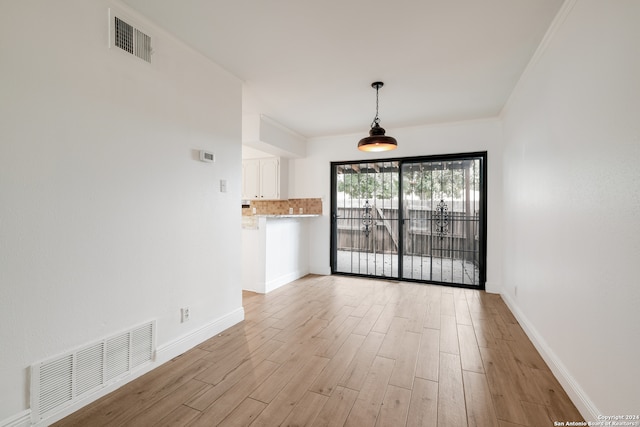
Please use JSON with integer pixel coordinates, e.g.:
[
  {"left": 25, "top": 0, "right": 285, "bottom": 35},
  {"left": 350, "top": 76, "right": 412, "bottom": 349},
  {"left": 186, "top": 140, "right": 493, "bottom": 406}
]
[
  {"left": 30, "top": 321, "right": 156, "bottom": 424},
  {"left": 110, "top": 11, "right": 152, "bottom": 63}
]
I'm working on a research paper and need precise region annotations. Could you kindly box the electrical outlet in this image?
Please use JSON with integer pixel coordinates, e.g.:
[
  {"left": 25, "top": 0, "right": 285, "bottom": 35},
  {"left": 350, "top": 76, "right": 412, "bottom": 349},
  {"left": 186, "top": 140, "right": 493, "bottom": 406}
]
[{"left": 181, "top": 307, "right": 190, "bottom": 323}]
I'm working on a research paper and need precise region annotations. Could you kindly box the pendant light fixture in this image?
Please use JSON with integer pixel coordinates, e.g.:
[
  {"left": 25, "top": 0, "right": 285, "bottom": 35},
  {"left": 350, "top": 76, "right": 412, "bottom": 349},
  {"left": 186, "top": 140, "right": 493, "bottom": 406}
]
[{"left": 358, "top": 81, "right": 397, "bottom": 152}]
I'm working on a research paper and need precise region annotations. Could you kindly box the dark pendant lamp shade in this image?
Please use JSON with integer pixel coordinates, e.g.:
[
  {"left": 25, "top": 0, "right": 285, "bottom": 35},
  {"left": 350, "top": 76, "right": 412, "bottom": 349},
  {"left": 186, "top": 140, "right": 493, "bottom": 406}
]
[
  {"left": 358, "top": 81, "right": 397, "bottom": 152},
  {"left": 358, "top": 123, "right": 398, "bottom": 152}
]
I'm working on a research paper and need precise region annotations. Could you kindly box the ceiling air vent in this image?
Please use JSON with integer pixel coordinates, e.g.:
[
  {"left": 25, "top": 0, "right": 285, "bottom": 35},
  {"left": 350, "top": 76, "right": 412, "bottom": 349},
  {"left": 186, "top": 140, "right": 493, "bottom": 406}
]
[{"left": 111, "top": 13, "right": 152, "bottom": 63}]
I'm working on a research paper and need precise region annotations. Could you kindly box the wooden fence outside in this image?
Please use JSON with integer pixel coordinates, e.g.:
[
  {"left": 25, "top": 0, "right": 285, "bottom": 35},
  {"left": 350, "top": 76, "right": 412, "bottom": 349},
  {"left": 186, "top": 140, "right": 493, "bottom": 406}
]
[{"left": 336, "top": 201, "right": 479, "bottom": 264}]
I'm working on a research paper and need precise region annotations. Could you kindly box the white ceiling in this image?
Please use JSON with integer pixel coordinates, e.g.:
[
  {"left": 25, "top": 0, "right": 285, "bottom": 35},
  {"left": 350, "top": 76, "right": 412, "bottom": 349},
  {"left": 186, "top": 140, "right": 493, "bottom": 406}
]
[{"left": 121, "top": 0, "right": 564, "bottom": 139}]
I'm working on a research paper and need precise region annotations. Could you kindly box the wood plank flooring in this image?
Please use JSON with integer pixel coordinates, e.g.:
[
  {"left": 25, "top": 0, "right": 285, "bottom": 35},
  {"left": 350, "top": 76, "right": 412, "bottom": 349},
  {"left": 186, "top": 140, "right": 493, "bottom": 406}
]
[{"left": 54, "top": 275, "right": 584, "bottom": 427}]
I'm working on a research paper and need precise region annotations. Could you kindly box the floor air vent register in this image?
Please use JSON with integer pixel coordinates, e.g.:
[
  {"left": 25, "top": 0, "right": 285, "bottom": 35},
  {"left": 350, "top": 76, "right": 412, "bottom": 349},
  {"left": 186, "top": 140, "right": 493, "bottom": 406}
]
[{"left": 30, "top": 321, "right": 155, "bottom": 424}]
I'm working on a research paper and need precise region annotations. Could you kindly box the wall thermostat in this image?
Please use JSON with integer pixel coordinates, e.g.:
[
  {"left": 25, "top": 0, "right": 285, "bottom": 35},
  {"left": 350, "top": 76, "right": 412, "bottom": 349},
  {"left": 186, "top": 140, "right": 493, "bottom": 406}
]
[{"left": 199, "top": 150, "right": 215, "bottom": 163}]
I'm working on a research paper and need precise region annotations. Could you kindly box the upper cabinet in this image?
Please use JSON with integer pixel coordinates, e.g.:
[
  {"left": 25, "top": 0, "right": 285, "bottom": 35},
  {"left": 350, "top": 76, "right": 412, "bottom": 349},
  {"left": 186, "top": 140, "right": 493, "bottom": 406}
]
[
  {"left": 242, "top": 159, "right": 261, "bottom": 199},
  {"left": 258, "top": 158, "right": 280, "bottom": 199},
  {"left": 242, "top": 157, "right": 287, "bottom": 200}
]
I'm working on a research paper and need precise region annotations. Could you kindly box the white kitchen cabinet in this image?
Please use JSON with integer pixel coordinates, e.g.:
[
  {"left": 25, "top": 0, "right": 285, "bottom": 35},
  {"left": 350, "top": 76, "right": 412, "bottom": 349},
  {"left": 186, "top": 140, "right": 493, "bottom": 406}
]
[
  {"left": 242, "top": 159, "right": 260, "bottom": 199},
  {"left": 258, "top": 157, "right": 279, "bottom": 199},
  {"left": 242, "top": 157, "right": 287, "bottom": 200}
]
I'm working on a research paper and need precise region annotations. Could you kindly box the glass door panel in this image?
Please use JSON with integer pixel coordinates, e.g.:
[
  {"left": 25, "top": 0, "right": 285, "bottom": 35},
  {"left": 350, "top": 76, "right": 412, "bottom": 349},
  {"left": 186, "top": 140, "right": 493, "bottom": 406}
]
[
  {"left": 401, "top": 158, "right": 482, "bottom": 285},
  {"left": 333, "top": 161, "right": 400, "bottom": 279}
]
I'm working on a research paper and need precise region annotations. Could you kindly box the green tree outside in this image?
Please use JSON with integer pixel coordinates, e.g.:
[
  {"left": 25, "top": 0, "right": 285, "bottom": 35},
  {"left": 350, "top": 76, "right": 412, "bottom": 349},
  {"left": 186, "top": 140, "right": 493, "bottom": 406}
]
[{"left": 338, "top": 160, "right": 479, "bottom": 201}]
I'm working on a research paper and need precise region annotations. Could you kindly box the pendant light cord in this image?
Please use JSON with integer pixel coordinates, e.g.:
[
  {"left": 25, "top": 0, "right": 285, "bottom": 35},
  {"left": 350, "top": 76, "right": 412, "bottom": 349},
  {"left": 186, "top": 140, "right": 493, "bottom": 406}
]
[{"left": 371, "top": 85, "right": 380, "bottom": 128}]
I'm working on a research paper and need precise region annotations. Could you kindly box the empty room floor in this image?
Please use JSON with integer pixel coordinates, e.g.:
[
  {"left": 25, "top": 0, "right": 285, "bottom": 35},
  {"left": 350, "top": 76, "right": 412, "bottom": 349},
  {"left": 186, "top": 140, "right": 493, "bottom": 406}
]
[{"left": 55, "top": 275, "right": 583, "bottom": 426}]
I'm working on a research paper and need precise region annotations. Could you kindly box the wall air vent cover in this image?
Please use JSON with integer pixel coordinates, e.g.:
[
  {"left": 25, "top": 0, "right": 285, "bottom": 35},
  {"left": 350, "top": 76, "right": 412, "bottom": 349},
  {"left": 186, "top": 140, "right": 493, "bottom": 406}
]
[
  {"left": 30, "top": 321, "right": 155, "bottom": 424},
  {"left": 110, "top": 10, "right": 152, "bottom": 63}
]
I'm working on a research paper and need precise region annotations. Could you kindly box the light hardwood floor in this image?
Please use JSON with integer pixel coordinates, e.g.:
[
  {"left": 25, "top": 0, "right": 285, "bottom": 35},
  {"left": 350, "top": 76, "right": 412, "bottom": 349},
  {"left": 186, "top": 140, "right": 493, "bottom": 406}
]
[{"left": 55, "top": 275, "right": 584, "bottom": 427}]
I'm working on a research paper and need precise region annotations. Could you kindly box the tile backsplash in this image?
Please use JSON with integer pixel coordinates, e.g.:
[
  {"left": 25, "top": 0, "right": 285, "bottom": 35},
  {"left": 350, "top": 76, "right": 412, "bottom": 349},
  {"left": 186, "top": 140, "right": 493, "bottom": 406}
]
[{"left": 242, "top": 198, "right": 322, "bottom": 216}]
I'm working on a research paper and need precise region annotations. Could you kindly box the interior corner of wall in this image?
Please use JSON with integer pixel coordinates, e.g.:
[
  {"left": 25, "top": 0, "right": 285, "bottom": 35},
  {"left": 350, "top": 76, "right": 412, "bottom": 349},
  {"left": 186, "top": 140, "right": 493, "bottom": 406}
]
[{"left": 484, "top": 281, "right": 501, "bottom": 294}]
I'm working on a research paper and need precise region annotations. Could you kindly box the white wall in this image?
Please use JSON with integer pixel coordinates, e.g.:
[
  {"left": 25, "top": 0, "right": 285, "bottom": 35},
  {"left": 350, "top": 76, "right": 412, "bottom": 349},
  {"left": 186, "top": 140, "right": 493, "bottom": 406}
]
[
  {"left": 289, "top": 119, "right": 503, "bottom": 293},
  {"left": 0, "top": 0, "right": 243, "bottom": 422},
  {"left": 501, "top": 0, "right": 640, "bottom": 417},
  {"left": 242, "top": 217, "right": 310, "bottom": 294},
  {"left": 242, "top": 226, "right": 267, "bottom": 293},
  {"left": 264, "top": 218, "right": 310, "bottom": 292}
]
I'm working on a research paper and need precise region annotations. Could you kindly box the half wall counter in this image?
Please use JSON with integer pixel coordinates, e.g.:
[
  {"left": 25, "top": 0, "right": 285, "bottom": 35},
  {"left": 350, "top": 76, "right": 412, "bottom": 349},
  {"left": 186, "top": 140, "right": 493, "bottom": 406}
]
[{"left": 241, "top": 198, "right": 322, "bottom": 293}]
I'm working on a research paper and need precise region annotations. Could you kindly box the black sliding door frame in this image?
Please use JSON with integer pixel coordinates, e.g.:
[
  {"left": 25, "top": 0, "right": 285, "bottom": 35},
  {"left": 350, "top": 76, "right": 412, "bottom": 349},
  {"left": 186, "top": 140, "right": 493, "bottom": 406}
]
[{"left": 330, "top": 151, "right": 487, "bottom": 290}]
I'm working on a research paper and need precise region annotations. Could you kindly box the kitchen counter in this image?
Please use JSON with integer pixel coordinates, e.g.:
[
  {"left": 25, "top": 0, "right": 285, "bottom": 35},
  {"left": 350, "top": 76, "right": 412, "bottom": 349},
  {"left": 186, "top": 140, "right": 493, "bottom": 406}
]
[
  {"left": 242, "top": 216, "right": 311, "bottom": 293},
  {"left": 242, "top": 214, "right": 319, "bottom": 230},
  {"left": 257, "top": 214, "right": 320, "bottom": 218}
]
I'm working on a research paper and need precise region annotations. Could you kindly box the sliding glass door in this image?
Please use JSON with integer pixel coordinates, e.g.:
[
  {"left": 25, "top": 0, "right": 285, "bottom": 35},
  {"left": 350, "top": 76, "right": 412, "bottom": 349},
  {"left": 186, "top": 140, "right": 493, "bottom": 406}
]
[{"left": 331, "top": 153, "right": 486, "bottom": 289}]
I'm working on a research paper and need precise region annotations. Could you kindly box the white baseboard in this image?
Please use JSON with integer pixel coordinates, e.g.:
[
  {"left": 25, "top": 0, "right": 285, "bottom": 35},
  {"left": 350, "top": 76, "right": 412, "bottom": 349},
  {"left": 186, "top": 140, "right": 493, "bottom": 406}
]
[
  {"left": 500, "top": 293, "right": 600, "bottom": 421},
  {"left": 155, "top": 307, "right": 245, "bottom": 364},
  {"left": 0, "top": 411, "right": 30, "bottom": 427},
  {"left": 16, "top": 307, "right": 244, "bottom": 427},
  {"left": 265, "top": 269, "right": 308, "bottom": 293},
  {"left": 310, "top": 266, "right": 331, "bottom": 276},
  {"left": 242, "top": 282, "right": 263, "bottom": 293},
  {"left": 484, "top": 281, "right": 501, "bottom": 294}
]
